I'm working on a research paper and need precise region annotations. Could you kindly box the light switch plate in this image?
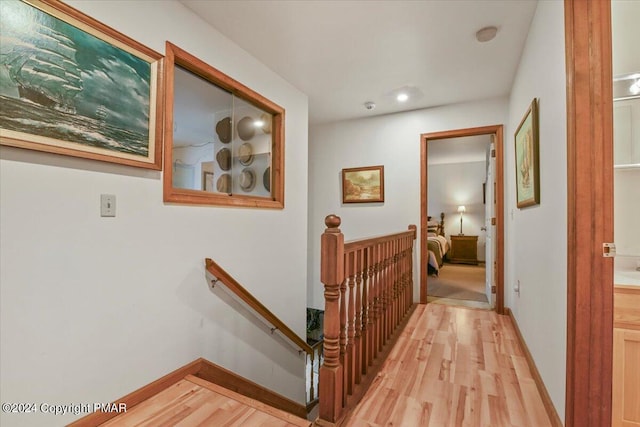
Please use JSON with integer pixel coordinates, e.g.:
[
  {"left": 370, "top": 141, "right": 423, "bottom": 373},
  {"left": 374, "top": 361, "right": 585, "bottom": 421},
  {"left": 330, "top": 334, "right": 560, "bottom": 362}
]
[{"left": 101, "top": 194, "right": 116, "bottom": 217}]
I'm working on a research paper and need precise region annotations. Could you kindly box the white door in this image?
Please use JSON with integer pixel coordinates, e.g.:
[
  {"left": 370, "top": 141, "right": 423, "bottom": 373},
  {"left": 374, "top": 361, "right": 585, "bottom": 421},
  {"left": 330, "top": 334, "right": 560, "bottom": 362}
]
[{"left": 485, "top": 141, "right": 496, "bottom": 307}]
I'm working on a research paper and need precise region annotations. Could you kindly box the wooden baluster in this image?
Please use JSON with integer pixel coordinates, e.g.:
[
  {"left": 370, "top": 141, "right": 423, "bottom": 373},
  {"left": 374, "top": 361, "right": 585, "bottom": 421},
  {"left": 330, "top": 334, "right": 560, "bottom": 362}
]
[
  {"left": 376, "top": 242, "right": 383, "bottom": 354},
  {"left": 361, "top": 247, "right": 370, "bottom": 373},
  {"left": 382, "top": 241, "right": 389, "bottom": 345},
  {"left": 403, "top": 237, "right": 409, "bottom": 315},
  {"left": 409, "top": 225, "right": 416, "bottom": 307},
  {"left": 354, "top": 249, "right": 363, "bottom": 385},
  {"left": 393, "top": 240, "right": 399, "bottom": 330},
  {"left": 393, "top": 240, "right": 397, "bottom": 332},
  {"left": 378, "top": 241, "right": 385, "bottom": 350},
  {"left": 399, "top": 238, "right": 405, "bottom": 320},
  {"left": 309, "top": 352, "right": 315, "bottom": 401},
  {"left": 366, "top": 246, "right": 374, "bottom": 368},
  {"left": 390, "top": 240, "right": 395, "bottom": 336},
  {"left": 385, "top": 240, "right": 392, "bottom": 343},
  {"left": 390, "top": 240, "right": 395, "bottom": 335},
  {"left": 405, "top": 240, "right": 411, "bottom": 314},
  {"left": 407, "top": 235, "right": 412, "bottom": 311},
  {"left": 340, "top": 253, "right": 348, "bottom": 407},
  {"left": 383, "top": 241, "right": 389, "bottom": 345},
  {"left": 376, "top": 242, "right": 383, "bottom": 351},
  {"left": 347, "top": 251, "right": 356, "bottom": 395},
  {"left": 372, "top": 243, "right": 380, "bottom": 360},
  {"left": 319, "top": 214, "right": 344, "bottom": 423},
  {"left": 408, "top": 236, "right": 412, "bottom": 309},
  {"left": 398, "top": 239, "right": 404, "bottom": 321},
  {"left": 396, "top": 239, "right": 401, "bottom": 324},
  {"left": 399, "top": 239, "right": 404, "bottom": 321},
  {"left": 376, "top": 244, "right": 386, "bottom": 358}
]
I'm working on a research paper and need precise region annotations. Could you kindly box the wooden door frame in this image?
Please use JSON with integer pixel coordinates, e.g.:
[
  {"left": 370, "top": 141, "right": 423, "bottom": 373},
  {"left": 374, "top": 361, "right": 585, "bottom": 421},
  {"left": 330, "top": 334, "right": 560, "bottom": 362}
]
[
  {"left": 419, "top": 125, "right": 505, "bottom": 314},
  {"left": 564, "top": 0, "right": 614, "bottom": 425}
]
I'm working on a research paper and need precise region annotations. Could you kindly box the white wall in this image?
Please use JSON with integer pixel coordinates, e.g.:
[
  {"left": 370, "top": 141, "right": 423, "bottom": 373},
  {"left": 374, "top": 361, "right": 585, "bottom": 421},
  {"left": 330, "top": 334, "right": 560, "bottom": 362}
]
[
  {"left": 614, "top": 168, "right": 640, "bottom": 256},
  {"left": 0, "top": 1, "right": 308, "bottom": 426},
  {"left": 612, "top": 0, "right": 640, "bottom": 76},
  {"left": 505, "top": 0, "right": 567, "bottom": 421},
  {"left": 428, "top": 161, "right": 487, "bottom": 260},
  {"left": 307, "top": 97, "right": 507, "bottom": 309}
]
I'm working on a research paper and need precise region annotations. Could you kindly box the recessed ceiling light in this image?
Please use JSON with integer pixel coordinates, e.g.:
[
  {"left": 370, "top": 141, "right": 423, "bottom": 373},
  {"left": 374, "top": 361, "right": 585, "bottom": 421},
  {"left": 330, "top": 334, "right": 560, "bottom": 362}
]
[
  {"left": 397, "top": 93, "right": 409, "bottom": 102},
  {"left": 476, "top": 26, "right": 498, "bottom": 43}
]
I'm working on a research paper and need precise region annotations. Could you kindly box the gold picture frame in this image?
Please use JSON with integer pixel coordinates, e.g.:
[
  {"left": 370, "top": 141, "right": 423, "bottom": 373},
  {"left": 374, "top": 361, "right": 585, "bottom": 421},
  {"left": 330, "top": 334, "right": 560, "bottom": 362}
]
[
  {"left": 514, "top": 98, "right": 540, "bottom": 208},
  {"left": 0, "top": 0, "right": 164, "bottom": 170},
  {"left": 342, "top": 165, "right": 385, "bottom": 203}
]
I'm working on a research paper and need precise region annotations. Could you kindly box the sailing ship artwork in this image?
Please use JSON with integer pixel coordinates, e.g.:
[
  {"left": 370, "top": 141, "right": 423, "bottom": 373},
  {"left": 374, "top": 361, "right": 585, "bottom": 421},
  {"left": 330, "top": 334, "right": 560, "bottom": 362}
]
[
  {"left": 0, "top": 0, "right": 162, "bottom": 169},
  {"left": 514, "top": 98, "right": 540, "bottom": 208}
]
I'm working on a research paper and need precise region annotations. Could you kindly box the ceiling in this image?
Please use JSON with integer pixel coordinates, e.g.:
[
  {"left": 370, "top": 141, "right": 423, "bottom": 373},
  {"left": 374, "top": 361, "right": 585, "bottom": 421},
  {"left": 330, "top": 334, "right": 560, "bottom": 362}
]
[{"left": 179, "top": 0, "right": 538, "bottom": 125}]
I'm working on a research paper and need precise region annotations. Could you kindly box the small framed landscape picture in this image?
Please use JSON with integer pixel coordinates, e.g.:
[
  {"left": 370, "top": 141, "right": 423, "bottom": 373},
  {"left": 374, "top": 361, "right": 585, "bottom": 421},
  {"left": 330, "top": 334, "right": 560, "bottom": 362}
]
[
  {"left": 342, "top": 165, "right": 384, "bottom": 204},
  {"left": 514, "top": 98, "right": 540, "bottom": 208}
]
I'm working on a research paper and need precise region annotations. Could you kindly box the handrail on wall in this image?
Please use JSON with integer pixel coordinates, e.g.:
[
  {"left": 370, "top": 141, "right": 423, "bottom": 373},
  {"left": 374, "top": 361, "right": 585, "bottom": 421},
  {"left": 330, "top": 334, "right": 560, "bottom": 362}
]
[{"left": 204, "top": 258, "right": 313, "bottom": 356}]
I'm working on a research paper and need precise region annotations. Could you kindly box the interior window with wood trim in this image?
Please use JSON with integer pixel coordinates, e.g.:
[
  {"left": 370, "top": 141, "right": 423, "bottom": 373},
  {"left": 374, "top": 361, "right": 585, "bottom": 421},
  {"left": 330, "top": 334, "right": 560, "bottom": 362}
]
[{"left": 163, "top": 41, "right": 285, "bottom": 209}]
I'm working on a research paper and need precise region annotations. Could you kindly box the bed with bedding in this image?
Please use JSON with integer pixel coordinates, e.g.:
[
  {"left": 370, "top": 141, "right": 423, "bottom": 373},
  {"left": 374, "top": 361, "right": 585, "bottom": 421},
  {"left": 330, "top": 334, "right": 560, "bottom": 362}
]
[{"left": 427, "top": 212, "right": 448, "bottom": 276}]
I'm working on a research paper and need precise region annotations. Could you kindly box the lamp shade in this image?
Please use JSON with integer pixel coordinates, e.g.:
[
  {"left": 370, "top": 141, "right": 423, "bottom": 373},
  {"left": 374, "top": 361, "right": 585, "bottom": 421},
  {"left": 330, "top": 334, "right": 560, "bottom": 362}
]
[{"left": 457, "top": 205, "right": 466, "bottom": 213}]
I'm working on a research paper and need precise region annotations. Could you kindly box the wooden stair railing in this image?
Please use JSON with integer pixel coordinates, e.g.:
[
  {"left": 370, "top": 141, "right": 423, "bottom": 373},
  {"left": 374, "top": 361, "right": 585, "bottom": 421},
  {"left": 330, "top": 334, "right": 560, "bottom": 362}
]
[
  {"left": 204, "top": 258, "right": 321, "bottom": 409},
  {"left": 318, "top": 215, "right": 417, "bottom": 425}
]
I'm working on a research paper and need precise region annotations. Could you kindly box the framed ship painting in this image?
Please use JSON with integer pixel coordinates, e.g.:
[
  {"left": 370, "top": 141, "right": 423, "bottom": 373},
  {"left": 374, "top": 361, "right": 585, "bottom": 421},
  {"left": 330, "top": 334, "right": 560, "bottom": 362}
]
[
  {"left": 342, "top": 165, "right": 385, "bottom": 203},
  {"left": 0, "top": 0, "right": 164, "bottom": 169},
  {"left": 514, "top": 98, "right": 540, "bottom": 208}
]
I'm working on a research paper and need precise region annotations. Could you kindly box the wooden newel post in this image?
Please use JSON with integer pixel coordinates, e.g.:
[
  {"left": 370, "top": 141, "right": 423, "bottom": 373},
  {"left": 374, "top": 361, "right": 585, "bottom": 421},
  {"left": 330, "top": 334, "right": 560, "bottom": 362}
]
[
  {"left": 319, "top": 214, "right": 345, "bottom": 423},
  {"left": 408, "top": 224, "right": 417, "bottom": 304},
  {"left": 408, "top": 224, "right": 417, "bottom": 239}
]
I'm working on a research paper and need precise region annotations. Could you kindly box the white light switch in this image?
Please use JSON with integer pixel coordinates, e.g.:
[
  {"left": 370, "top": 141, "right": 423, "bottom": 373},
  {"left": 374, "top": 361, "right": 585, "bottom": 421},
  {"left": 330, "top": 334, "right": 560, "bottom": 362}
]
[{"left": 101, "top": 194, "right": 116, "bottom": 217}]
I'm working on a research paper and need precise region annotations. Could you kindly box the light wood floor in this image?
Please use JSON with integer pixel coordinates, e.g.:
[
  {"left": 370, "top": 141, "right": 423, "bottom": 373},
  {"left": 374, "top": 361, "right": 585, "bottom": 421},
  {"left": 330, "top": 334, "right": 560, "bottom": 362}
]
[
  {"left": 100, "top": 304, "right": 552, "bottom": 427},
  {"left": 343, "top": 304, "right": 553, "bottom": 427},
  {"left": 427, "top": 295, "right": 492, "bottom": 310},
  {"left": 100, "top": 375, "right": 311, "bottom": 427}
]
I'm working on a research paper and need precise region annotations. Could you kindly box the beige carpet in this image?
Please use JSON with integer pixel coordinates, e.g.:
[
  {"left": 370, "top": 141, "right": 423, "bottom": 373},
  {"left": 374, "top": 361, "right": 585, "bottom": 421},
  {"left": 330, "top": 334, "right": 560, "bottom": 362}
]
[{"left": 427, "top": 263, "right": 488, "bottom": 302}]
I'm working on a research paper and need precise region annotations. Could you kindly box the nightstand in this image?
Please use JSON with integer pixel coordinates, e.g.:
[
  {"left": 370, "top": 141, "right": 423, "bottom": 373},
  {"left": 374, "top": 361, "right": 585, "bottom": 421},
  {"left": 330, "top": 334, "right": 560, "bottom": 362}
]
[{"left": 449, "top": 235, "right": 478, "bottom": 265}]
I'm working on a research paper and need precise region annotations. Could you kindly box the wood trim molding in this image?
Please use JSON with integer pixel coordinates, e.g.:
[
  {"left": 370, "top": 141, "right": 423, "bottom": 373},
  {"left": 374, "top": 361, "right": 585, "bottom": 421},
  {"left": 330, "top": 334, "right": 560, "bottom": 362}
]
[
  {"left": 343, "top": 228, "right": 416, "bottom": 253},
  {"left": 68, "top": 358, "right": 203, "bottom": 426},
  {"left": 564, "top": 0, "right": 614, "bottom": 426},
  {"left": 196, "top": 358, "right": 307, "bottom": 419},
  {"left": 67, "top": 358, "right": 307, "bottom": 426},
  {"left": 205, "top": 258, "right": 313, "bottom": 355},
  {"left": 419, "top": 125, "right": 504, "bottom": 314},
  {"left": 505, "top": 308, "right": 563, "bottom": 427}
]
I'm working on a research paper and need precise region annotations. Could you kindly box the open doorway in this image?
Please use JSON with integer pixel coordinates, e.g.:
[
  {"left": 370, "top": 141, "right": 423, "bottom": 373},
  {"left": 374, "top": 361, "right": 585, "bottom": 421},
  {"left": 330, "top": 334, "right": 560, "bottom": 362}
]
[{"left": 420, "top": 125, "right": 504, "bottom": 314}]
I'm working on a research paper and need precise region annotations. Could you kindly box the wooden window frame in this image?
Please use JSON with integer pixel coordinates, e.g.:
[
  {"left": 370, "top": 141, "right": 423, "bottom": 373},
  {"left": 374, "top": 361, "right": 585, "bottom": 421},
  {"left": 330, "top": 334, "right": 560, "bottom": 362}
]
[{"left": 163, "top": 41, "right": 285, "bottom": 209}]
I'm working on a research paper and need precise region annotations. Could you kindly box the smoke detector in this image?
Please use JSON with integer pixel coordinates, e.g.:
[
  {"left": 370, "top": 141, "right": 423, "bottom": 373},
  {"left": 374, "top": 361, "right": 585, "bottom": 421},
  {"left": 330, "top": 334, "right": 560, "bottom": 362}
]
[
  {"left": 364, "top": 101, "right": 376, "bottom": 110},
  {"left": 476, "top": 26, "right": 498, "bottom": 43}
]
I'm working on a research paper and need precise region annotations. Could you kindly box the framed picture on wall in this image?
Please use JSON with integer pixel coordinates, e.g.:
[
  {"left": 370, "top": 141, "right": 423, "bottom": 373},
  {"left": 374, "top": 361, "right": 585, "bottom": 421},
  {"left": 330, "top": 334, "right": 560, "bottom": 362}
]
[
  {"left": 0, "top": 0, "right": 164, "bottom": 169},
  {"left": 514, "top": 98, "right": 540, "bottom": 208},
  {"left": 342, "top": 165, "right": 385, "bottom": 203}
]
